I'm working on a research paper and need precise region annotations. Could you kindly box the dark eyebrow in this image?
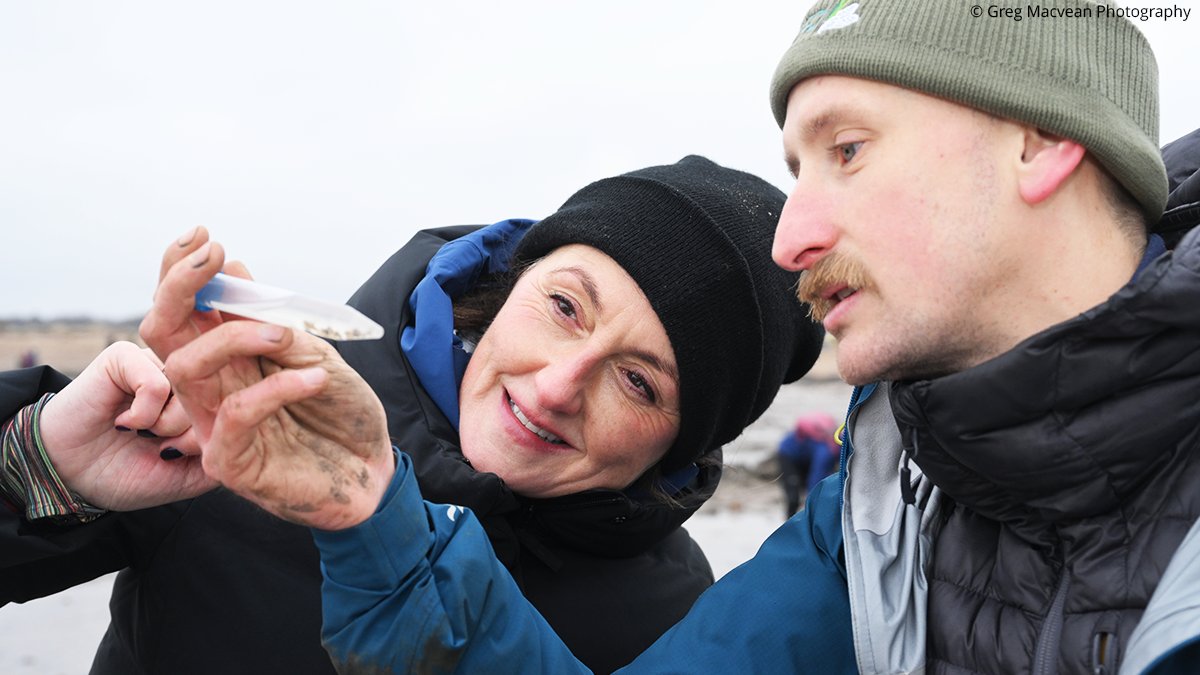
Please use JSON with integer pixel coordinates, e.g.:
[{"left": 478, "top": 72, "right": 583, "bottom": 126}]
[
  {"left": 631, "top": 349, "right": 680, "bottom": 388},
  {"left": 552, "top": 265, "right": 679, "bottom": 388},
  {"left": 552, "top": 266, "right": 603, "bottom": 314}
]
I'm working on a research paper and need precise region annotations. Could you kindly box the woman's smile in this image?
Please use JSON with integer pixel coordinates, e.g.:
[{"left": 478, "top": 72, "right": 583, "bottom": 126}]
[
  {"left": 503, "top": 389, "right": 571, "bottom": 449},
  {"left": 457, "top": 244, "right": 680, "bottom": 498}
]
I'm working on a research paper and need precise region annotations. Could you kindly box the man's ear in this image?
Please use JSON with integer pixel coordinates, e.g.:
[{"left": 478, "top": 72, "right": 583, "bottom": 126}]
[{"left": 1017, "top": 128, "right": 1086, "bottom": 205}]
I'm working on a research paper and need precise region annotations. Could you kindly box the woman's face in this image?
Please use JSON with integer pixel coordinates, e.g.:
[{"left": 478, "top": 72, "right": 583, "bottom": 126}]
[{"left": 458, "top": 244, "right": 681, "bottom": 499}]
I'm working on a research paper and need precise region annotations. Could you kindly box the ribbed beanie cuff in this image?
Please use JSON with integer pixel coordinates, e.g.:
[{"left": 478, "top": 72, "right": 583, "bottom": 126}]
[{"left": 769, "top": 0, "right": 1167, "bottom": 222}]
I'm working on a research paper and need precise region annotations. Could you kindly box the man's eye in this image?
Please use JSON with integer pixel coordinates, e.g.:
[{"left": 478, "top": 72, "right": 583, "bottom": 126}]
[
  {"left": 551, "top": 293, "right": 576, "bottom": 319},
  {"left": 837, "top": 142, "right": 862, "bottom": 163}
]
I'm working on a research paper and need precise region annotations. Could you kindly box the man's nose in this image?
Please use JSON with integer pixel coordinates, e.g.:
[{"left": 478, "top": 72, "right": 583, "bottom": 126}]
[{"left": 772, "top": 181, "right": 838, "bottom": 272}]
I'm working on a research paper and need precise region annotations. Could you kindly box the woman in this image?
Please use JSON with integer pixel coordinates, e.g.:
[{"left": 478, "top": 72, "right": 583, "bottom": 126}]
[{"left": 2, "top": 156, "right": 822, "bottom": 674}]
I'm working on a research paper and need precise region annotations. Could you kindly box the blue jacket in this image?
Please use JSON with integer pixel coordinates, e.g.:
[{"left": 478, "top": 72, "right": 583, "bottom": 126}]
[
  {"left": 314, "top": 133, "right": 1200, "bottom": 672},
  {"left": 316, "top": 246, "right": 1200, "bottom": 673},
  {"left": 315, "top": 213, "right": 860, "bottom": 670},
  {"left": 314, "top": 218, "right": 857, "bottom": 673},
  {"left": 315, "top": 451, "right": 856, "bottom": 674},
  {"left": 322, "top": 220, "right": 726, "bottom": 673}
]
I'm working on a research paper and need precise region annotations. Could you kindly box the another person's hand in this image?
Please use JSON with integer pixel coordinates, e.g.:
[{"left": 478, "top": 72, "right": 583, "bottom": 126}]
[
  {"left": 141, "top": 228, "right": 394, "bottom": 530},
  {"left": 38, "top": 341, "right": 213, "bottom": 510}
]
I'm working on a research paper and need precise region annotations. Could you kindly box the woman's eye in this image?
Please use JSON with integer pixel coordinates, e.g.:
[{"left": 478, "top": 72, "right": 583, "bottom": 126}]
[
  {"left": 550, "top": 293, "right": 577, "bottom": 319},
  {"left": 836, "top": 141, "right": 862, "bottom": 164},
  {"left": 624, "top": 369, "right": 657, "bottom": 403}
]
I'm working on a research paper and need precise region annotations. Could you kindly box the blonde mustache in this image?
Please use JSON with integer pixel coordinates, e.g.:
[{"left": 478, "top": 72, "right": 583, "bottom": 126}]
[{"left": 795, "top": 253, "right": 872, "bottom": 322}]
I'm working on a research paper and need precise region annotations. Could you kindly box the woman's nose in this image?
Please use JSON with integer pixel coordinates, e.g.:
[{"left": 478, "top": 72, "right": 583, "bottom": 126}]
[
  {"left": 772, "top": 182, "right": 839, "bottom": 272},
  {"left": 532, "top": 352, "right": 592, "bottom": 415}
]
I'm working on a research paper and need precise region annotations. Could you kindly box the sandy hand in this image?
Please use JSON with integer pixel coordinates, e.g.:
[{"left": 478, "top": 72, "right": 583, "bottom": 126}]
[
  {"left": 141, "top": 227, "right": 394, "bottom": 529},
  {"left": 166, "top": 321, "right": 393, "bottom": 529}
]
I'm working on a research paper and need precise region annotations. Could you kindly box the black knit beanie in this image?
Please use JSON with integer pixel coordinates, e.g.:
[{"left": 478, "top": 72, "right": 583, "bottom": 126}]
[{"left": 514, "top": 155, "right": 825, "bottom": 472}]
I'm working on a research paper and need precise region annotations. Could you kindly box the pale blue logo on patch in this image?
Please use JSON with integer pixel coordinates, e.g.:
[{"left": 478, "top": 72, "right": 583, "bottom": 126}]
[{"left": 801, "top": 0, "right": 863, "bottom": 35}]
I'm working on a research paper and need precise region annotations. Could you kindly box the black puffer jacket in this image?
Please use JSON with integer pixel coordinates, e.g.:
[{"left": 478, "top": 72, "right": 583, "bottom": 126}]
[
  {"left": 890, "top": 143, "right": 1200, "bottom": 673},
  {"left": 0, "top": 225, "right": 718, "bottom": 675},
  {"left": 1161, "top": 127, "right": 1200, "bottom": 248}
]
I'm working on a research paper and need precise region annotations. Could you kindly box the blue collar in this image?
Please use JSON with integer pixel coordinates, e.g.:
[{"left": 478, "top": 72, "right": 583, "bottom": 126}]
[
  {"left": 1134, "top": 234, "right": 1167, "bottom": 280},
  {"left": 401, "top": 219, "right": 536, "bottom": 428},
  {"left": 401, "top": 217, "right": 703, "bottom": 497}
]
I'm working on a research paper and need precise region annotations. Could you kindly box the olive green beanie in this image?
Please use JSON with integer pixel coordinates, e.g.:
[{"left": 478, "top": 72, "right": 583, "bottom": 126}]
[{"left": 769, "top": 0, "right": 1168, "bottom": 222}]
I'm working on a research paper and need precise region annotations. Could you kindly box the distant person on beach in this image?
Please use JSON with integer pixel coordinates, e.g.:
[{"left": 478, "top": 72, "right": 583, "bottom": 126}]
[
  {"left": 17, "top": 349, "right": 36, "bottom": 369},
  {"left": 135, "top": 2, "right": 1200, "bottom": 673},
  {"left": 0, "top": 157, "right": 823, "bottom": 675},
  {"left": 776, "top": 411, "right": 837, "bottom": 518}
]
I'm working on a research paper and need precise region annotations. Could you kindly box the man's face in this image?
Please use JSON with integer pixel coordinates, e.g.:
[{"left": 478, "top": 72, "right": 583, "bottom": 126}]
[{"left": 773, "top": 75, "right": 1029, "bottom": 385}]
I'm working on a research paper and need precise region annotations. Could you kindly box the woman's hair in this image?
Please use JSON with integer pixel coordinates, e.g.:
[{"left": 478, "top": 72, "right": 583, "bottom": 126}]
[{"left": 451, "top": 259, "right": 532, "bottom": 345}]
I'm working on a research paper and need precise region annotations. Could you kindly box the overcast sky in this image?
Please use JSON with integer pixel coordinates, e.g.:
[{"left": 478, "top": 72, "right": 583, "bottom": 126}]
[{"left": 2, "top": 1, "right": 1197, "bottom": 320}]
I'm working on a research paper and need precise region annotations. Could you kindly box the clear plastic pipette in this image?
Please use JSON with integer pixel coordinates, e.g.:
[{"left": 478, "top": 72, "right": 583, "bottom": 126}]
[{"left": 195, "top": 273, "right": 384, "bottom": 341}]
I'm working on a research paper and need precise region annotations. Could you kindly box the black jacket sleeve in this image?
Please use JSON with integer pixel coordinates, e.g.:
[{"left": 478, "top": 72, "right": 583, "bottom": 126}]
[{"left": 0, "top": 366, "right": 186, "bottom": 606}]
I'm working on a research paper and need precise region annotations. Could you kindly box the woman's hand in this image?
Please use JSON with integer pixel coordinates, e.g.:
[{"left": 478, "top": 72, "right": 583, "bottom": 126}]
[
  {"left": 165, "top": 322, "right": 394, "bottom": 529},
  {"left": 140, "top": 227, "right": 395, "bottom": 530},
  {"left": 37, "top": 341, "right": 213, "bottom": 510}
]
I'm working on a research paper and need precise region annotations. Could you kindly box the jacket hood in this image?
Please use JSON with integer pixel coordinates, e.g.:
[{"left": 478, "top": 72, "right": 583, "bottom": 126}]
[
  {"left": 400, "top": 218, "right": 533, "bottom": 427},
  {"left": 889, "top": 228, "right": 1200, "bottom": 540},
  {"left": 341, "top": 221, "right": 722, "bottom": 563},
  {"left": 1158, "top": 127, "right": 1200, "bottom": 248}
]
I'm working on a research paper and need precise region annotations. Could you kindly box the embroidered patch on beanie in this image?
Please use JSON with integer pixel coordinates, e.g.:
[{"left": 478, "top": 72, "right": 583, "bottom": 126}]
[
  {"left": 810, "top": 1, "right": 863, "bottom": 34},
  {"left": 770, "top": 0, "right": 1168, "bottom": 222}
]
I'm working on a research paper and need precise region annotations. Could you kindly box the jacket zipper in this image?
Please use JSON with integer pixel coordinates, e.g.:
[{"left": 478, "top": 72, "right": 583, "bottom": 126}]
[
  {"left": 838, "top": 383, "right": 871, "bottom": 509},
  {"left": 1032, "top": 566, "right": 1071, "bottom": 675},
  {"left": 839, "top": 383, "right": 879, "bottom": 674},
  {"left": 1090, "top": 631, "right": 1116, "bottom": 675},
  {"left": 899, "top": 428, "right": 920, "bottom": 506}
]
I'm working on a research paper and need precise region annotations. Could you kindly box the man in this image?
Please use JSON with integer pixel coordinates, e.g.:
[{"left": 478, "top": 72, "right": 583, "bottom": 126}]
[
  {"left": 627, "top": 2, "right": 1197, "bottom": 667},
  {"left": 144, "top": 1, "right": 1200, "bottom": 673},
  {"left": 765, "top": 1, "right": 1199, "bottom": 672}
]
